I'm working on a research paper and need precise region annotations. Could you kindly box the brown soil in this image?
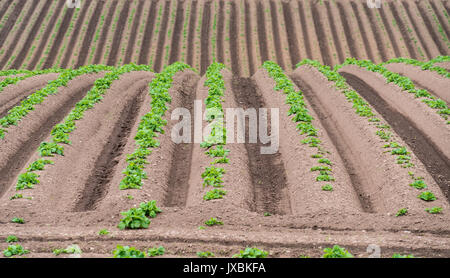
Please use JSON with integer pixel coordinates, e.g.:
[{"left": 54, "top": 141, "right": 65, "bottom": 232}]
[
  {"left": 401, "top": 1, "right": 432, "bottom": 60},
  {"left": 153, "top": 1, "right": 171, "bottom": 72},
  {"left": 416, "top": 0, "right": 447, "bottom": 55},
  {"left": 384, "top": 62, "right": 450, "bottom": 104},
  {"left": 200, "top": 1, "right": 211, "bottom": 75},
  {"left": 229, "top": 1, "right": 240, "bottom": 75},
  {"left": 256, "top": 1, "right": 269, "bottom": 62},
  {"left": 0, "top": 0, "right": 25, "bottom": 48},
  {"left": 282, "top": 1, "right": 300, "bottom": 68},
  {"left": 93, "top": 0, "right": 118, "bottom": 65},
  {"left": 0, "top": 0, "right": 13, "bottom": 20},
  {"left": 339, "top": 65, "right": 450, "bottom": 201},
  {"left": 216, "top": 0, "right": 225, "bottom": 63},
  {"left": 244, "top": 1, "right": 255, "bottom": 74},
  {"left": 107, "top": 0, "right": 131, "bottom": 66},
  {"left": 186, "top": 0, "right": 197, "bottom": 67},
  {"left": 138, "top": 0, "right": 157, "bottom": 65},
  {"left": 269, "top": 0, "right": 285, "bottom": 69},
  {"left": 168, "top": 0, "right": 184, "bottom": 65},
  {"left": 434, "top": 62, "right": 450, "bottom": 71}
]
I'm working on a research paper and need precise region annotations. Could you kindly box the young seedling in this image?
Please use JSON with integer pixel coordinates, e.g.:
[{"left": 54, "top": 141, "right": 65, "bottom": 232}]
[
  {"left": 322, "top": 245, "right": 353, "bottom": 258},
  {"left": 11, "top": 218, "right": 24, "bottom": 224},
  {"left": 392, "top": 253, "right": 415, "bottom": 258},
  {"left": 5, "top": 236, "right": 18, "bottom": 243},
  {"left": 409, "top": 180, "right": 427, "bottom": 190},
  {"left": 99, "top": 229, "right": 110, "bottom": 236},
  {"left": 204, "top": 217, "right": 224, "bottom": 227},
  {"left": 396, "top": 208, "right": 408, "bottom": 217},
  {"left": 147, "top": 246, "right": 165, "bottom": 257},
  {"left": 53, "top": 244, "right": 82, "bottom": 256},
  {"left": 322, "top": 184, "right": 333, "bottom": 191},
  {"left": 418, "top": 191, "right": 436, "bottom": 202},
  {"left": 203, "top": 189, "right": 227, "bottom": 200},
  {"left": 3, "top": 245, "right": 29, "bottom": 257},
  {"left": 232, "top": 247, "right": 268, "bottom": 258},
  {"left": 113, "top": 245, "right": 146, "bottom": 258},
  {"left": 197, "top": 251, "right": 215, "bottom": 258},
  {"left": 425, "top": 207, "right": 443, "bottom": 214}
]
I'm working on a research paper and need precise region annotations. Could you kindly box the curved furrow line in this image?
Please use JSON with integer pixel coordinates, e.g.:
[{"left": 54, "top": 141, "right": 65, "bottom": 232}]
[
  {"left": 401, "top": 1, "right": 432, "bottom": 60},
  {"left": 269, "top": 0, "right": 285, "bottom": 69},
  {"left": 244, "top": 0, "right": 255, "bottom": 75},
  {"left": 338, "top": 68, "right": 450, "bottom": 202},
  {"left": 256, "top": 1, "right": 268, "bottom": 63},
  {"left": 92, "top": 0, "right": 117, "bottom": 65},
  {"left": 0, "top": 2, "right": 35, "bottom": 69},
  {"left": 282, "top": 1, "right": 300, "bottom": 68},
  {"left": 186, "top": 0, "right": 198, "bottom": 67},
  {"left": 416, "top": 1, "right": 447, "bottom": 55},
  {"left": 311, "top": 2, "right": 331, "bottom": 66},
  {"left": 28, "top": 0, "right": 66, "bottom": 70},
  {"left": 429, "top": 0, "right": 450, "bottom": 39},
  {"left": 107, "top": 0, "right": 131, "bottom": 66},
  {"left": 10, "top": 0, "right": 52, "bottom": 69},
  {"left": 336, "top": 2, "right": 357, "bottom": 59},
  {"left": 362, "top": 3, "right": 387, "bottom": 62},
  {"left": 0, "top": 0, "right": 13, "bottom": 21},
  {"left": 123, "top": 0, "right": 144, "bottom": 65},
  {"left": 0, "top": 0, "right": 25, "bottom": 48},
  {"left": 378, "top": 6, "right": 401, "bottom": 58},
  {"left": 216, "top": 0, "right": 225, "bottom": 63},
  {"left": 74, "top": 1, "right": 105, "bottom": 68},
  {"left": 168, "top": 0, "right": 184, "bottom": 65},
  {"left": 153, "top": 1, "right": 171, "bottom": 72},
  {"left": 297, "top": 1, "right": 312, "bottom": 59},
  {"left": 42, "top": 7, "right": 76, "bottom": 69},
  {"left": 138, "top": 0, "right": 157, "bottom": 65},
  {"left": 350, "top": 1, "right": 374, "bottom": 61},
  {"left": 325, "top": 1, "right": 344, "bottom": 64},
  {"left": 229, "top": 1, "right": 240, "bottom": 75},
  {"left": 200, "top": 1, "right": 212, "bottom": 75}
]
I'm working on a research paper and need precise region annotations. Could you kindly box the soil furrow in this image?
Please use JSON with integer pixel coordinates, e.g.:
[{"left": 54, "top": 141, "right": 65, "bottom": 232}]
[
  {"left": 153, "top": 1, "right": 171, "bottom": 72},
  {"left": 216, "top": 0, "right": 224, "bottom": 63},
  {"left": 0, "top": 2, "right": 35, "bottom": 69},
  {"left": 164, "top": 74, "right": 199, "bottom": 207},
  {"left": 186, "top": 0, "right": 197, "bottom": 67},
  {"left": 388, "top": 2, "right": 417, "bottom": 60},
  {"left": 282, "top": 1, "right": 300, "bottom": 68},
  {"left": 350, "top": 2, "right": 374, "bottom": 61},
  {"left": 232, "top": 76, "right": 291, "bottom": 215},
  {"left": 415, "top": 1, "right": 447, "bottom": 55},
  {"left": 43, "top": 7, "right": 76, "bottom": 69},
  {"left": 229, "top": 1, "right": 240, "bottom": 75},
  {"left": 200, "top": 1, "right": 211, "bottom": 75},
  {"left": 401, "top": 1, "right": 432, "bottom": 60},
  {"left": 75, "top": 0, "right": 105, "bottom": 68},
  {"left": 429, "top": 0, "right": 450, "bottom": 39},
  {"left": 362, "top": 3, "right": 387, "bottom": 62},
  {"left": 0, "top": 0, "right": 25, "bottom": 48},
  {"left": 256, "top": 1, "right": 268, "bottom": 62},
  {"left": 106, "top": 0, "right": 131, "bottom": 66},
  {"left": 92, "top": 0, "right": 117, "bottom": 65},
  {"left": 244, "top": 0, "right": 255, "bottom": 75},
  {"left": 74, "top": 85, "right": 148, "bottom": 212},
  {"left": 269, "top": 1, "right": 285, "bottom": 69},
  {"left": 291, "top": 74, "right": 373, "bottom": 212},
  {"left": 0, "top": 0, "right": 13, "bottom": 21},
  {"left": 297, "top": 1, "right": 312, "bottom": 59},
  {"left": 123, "top": 0, "right": 144, "bottom": 65},
  {"left": 28, "top": 0, "right": 65, "bottom": 70},
  {"left": 168, "top": 0, "right": 184, "bottom": 65},
  {"left": 379, "top": 6, "right": 401, "bottom": 58},
  {"left": 0, "top": 75, "right": 99, "bottom": 198},
  {"left": 340, "top": 70, "right": 450, "bottom": 201},
  {"left": 138, "top": 0, "right": 157, "bottom": 65},
  {"left": 325, "top": 1, "right": 344, "bottom": 64},
  {"left": 10, "top": 0, "right": 52, "bottom": 69},
  {"left": 336, "top": 2, "right": 357, "bottom": 58}
]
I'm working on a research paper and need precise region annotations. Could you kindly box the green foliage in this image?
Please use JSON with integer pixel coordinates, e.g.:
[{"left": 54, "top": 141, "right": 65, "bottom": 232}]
[
  {"left": 202, "top": 166, "right": 225, "bottom": 187},
  {"left": 409, "top": 180, "right": 427, "bottom": 190},
  {"left": 11, "top": 217, "right": 24, "bottom": 224},
  {"left": 53, "top": 244, "right": 82, "bottom": 256},
  {"left": 425, "top": 207, "right": 443, "bottom": 214},
  {"left": 16, "top": 172, "right": 40, "bottom": 190},
  {"left": 26, "top": 159, "right": 54, "bottom": 172},
  {"left": 203, "top": 189, "right": 227, "bottom": 200},
  {"left": 382, "top": 57, "right": 450, "bottom": 79},
  {"left": 322, "top": 245, "right": 353, "bottom": 258},
  {"left": 204, "top": 217, "right": 224, "bottom": 226},
  {"left": 396, "top": 208, "right": 408, "bottom": 217},
  {"left": 197, "top": 251, "right": 215, "bottom": 258},
  {"left": 38, "top": 142, "right": 64, "bottom": 157},
  {"left": 418, "top": 191, "right": 436, "bottom": 201},
  {"left": 3, "top": 244, "right": 29, "bottom": 257},
  {"left": 322, "top": 184, "right": 334, "bottom": 191},
  {"left": 113, "top": 245, "right": 146, "bottom": 258},
  {"left": 147, "top": 246, "right": 165, "bottom": 257},
  {"left": 6, "top": 236, "right": 18, "bottom": 243},
  {"left": 392, "top": 253, "right": 415, "bottom": 258},
  {"left": 118, "top": 208, "right": 150, "bottom": 230},
  {"left": 99, "top": 229, "right": 110, "bottom": 236},
  {"left": 205, "top": 145, "right": 230, "bottom": 158},
  {"left": 139, "top": 200, "right": 162, "bottom": 218},
  {"left": 232, "top": 247, "right": 268, "bottom": 258}
]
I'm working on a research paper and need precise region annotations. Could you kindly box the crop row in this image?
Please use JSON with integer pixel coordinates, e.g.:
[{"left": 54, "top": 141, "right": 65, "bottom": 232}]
[{"left": 381, "top": 56, "right": 450, "bottom": 78}]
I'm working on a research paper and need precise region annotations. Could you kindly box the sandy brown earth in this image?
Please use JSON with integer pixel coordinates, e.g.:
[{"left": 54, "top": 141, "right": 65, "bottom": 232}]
[{"left": 0, "top": 0, "right": 449, "bottom": 75}]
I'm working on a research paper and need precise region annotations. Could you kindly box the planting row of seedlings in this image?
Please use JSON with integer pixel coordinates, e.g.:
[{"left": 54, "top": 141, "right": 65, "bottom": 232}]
[{"left": 381, "top": 56, "right": 450, "bottom": 78}]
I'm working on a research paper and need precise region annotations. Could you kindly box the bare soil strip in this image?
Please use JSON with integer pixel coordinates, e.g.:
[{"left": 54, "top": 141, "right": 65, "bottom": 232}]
[
  {"left": 74, "top": 85, "right": 148, "bottom": 212},
  {"left": 107, "top": 0, "right": 131, "bottom": 66},
  {"left": 10, "top": 0, "right": 52, "bottom": 69},
  {"left": 231, "top": 76, "right": 291, "bottom": 215},
  {"left": 164, "top": 73, "right": 199, "bottom": 207},
  {"left": 0, "top": 2, "right": 35, "bottom": 68},
  {"left": 200, "top": 1, "right": 211, "bottom": 75},
  {"left": 401, "top": 2, "right": 432, "bottom": 60},
  {"left": 388, "top": 2, "right": 417, "bottom": 60},
  {"left": 384, "top": 63, "right": 450, "bottom": 104},
  {"left": 43, "top": 7, "right": 76, "bottom": 69},
  {"left": 186, "top": 0, "right": 197, "bottom": 66},
  {"left": 297, "top": 1, "right": 312, "bottom": 59},
  {"left": 362, "top": 3, "right": 387, "bottom": 62},
  {"left": 0, "top": 0, "right": 25, "bottom": 48},
  {"left": 379, "top": 6, "right": 401, "bottom": 58},
  {"left": 0, "top": 74, "right": 101, "bottom": 198},
  {"left": 256, "top": 1, "right": 268, "bottom": 62},
  {"left": 28, "top": 0, "right": 65, "bottom": 70},
  {"left": 429, "top": 0, "right": 450, "bottom": 39},
  {"left": 75, "top": 0, "right": 105, "bottom": 68},
  {"left": 416, "top": 1, "right": 447, "bottom": 55},
  {"left": 168, "top": 0, "right": 184, "bottom": 64},
  {"left": 93, "top": 0, "right": 118, "bottom": 65},
  {"left": 153, "top": 1, "right": 171, "bottom": 72},
  {"left": 244, "top": 1, "right": 255, "bottom": 75},
  {"left": 282, "top": 2, "right": 300, "bottom": 68},
  {"left": 216, "top": 0, "right": 225, "bottom": 63},
  {"left": 0, "top": 0, "right": 13, "bottom": 20},
  {"left": 229, "top": 1, "right": 240, "bottom": 75},
  {"left": 340, "top": 69, "right": 450, "bottom": 201},
  {"left": 124, "top": 0, "right": 144, "bottom": 64},
  {"left": 336, "top": 2, "right": 357, "bottom": 58},
  {"left": 350, "top": 2, "right": 374, "bottom": 61},
  {"left": 0, "top": 73, "right": 59, "bottom": 119},
  {"left": 269, "top": 1, "right": 285, "bottom": 69},
  {"left": 138, "top": 0, "right": 157, "bottom": 65},
  {"left": 325, "top": 1, "right": 344, "bottom": 64}
]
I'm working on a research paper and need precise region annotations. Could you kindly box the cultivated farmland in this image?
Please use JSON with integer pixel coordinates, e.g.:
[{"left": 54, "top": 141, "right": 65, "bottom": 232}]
[{"left": 0, "top": 0, "right": 449, "bottom": 258}]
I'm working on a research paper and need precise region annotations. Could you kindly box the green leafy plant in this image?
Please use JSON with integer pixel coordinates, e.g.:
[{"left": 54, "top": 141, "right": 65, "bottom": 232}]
[
  {"left": 392, "top": 253, "right": 415, "bottom": 258},
  {"left": 204, "top": 217, "right": 224, "bottom": 226},
  {"left": 418, "top": 191, "right": 436, "bottom": 202},
  {"left": 99, "top": 229, "right": 110, "bottom": 236},
  {"left": 53, "top": 244, "right": 82, "bottom": 256},
  {"left": 113, "top": 245, "right": 146, "bottom": 258},
  {"left": 409, "top": 180, "right": 427, "bottom": 190},
  {"left": 6, "top": 236, "right": 18, "bottom": 243},
  {"left": 396, "top": 208, "right": 408, "bottom": 216},
  {"left": 139, "top": 200, "right": 162, "bottom": 218},
  {"left": 322, "top": 184, "right": 333, "bottom": 191},
  {"left": 147, "top": 246, "right": 165, "bottom": 257},
  {"left": 3, "top": 244, "right": 29, "bottom": 257},
  {"left": 203, "top": 189, "right": 227, "bottom": 200},
  {"left": 425, "top": 207, "right": 443, "bottom": 214},
  {"left": 232, "top": 247, "right": 268, "bottom": 258},
  {"left": 322, "top": 245, "right": 353, "bottom": 258},
  {"left": 118, "top": 208, "right": 150, "bottom": 230},
  {"left": 11, "top": 217, "right": 24, "bottom": 224},
  {"left": 197, "top": 251, "right": 215, "bottom": 258}
]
